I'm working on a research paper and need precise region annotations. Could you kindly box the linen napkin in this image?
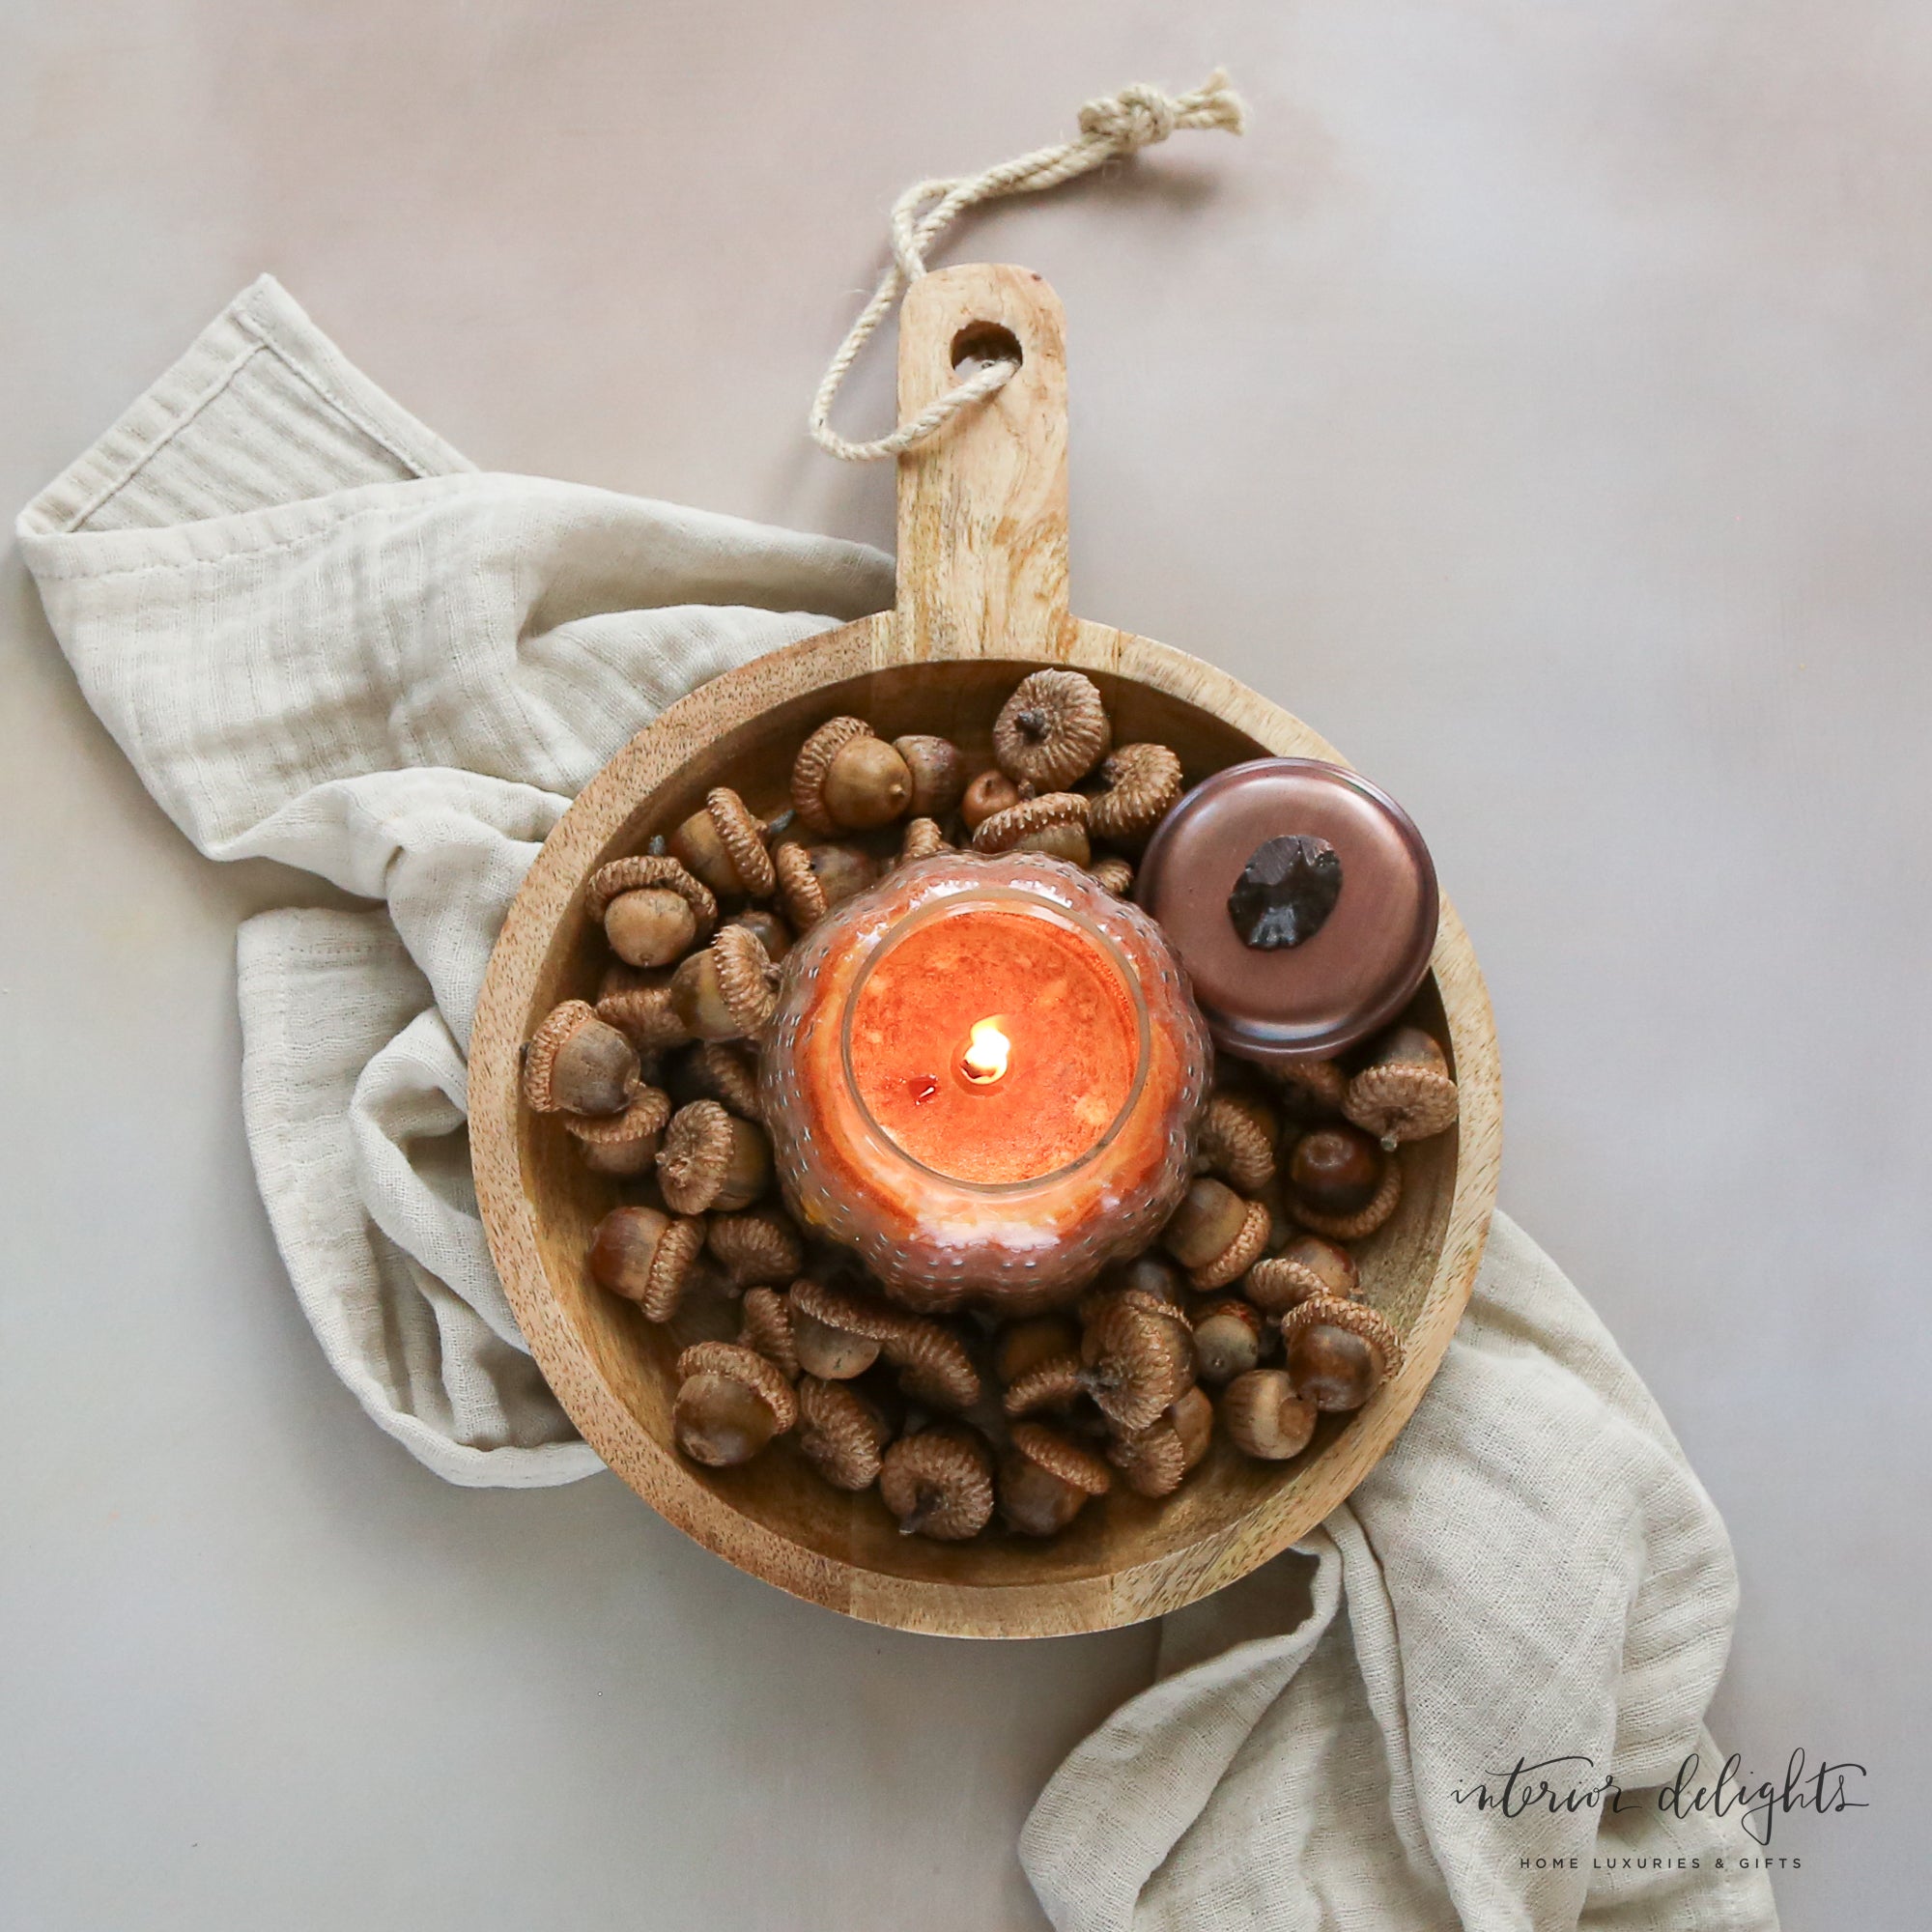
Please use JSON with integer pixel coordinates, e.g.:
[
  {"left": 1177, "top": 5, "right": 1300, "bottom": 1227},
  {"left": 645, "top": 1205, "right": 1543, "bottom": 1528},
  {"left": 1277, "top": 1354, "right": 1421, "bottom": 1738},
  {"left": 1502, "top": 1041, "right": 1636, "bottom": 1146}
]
[{"left": 19, "top": 281, "right": 1775, "bottom": 1930}]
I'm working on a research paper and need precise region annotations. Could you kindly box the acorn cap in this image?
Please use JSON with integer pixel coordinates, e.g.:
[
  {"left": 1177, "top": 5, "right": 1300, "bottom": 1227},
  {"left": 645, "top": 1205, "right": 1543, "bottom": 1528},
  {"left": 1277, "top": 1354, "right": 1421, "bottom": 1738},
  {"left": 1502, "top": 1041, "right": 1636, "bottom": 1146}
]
[
  {"left": 1246, "top": 1252, "right": 1349, "bottom": 1316},
  {"left": 1087, "top": 855, "right": 1134, "bottom": 896},
  {"left": 738, "top": 1286, "right": 799, "bottom": 1379},
  {"left": 773, "top": 839, "right": 828, "bottom": 930},
  {"left": 1189, "top": 1197, "right": 1273, "bottom": 1292},
  {"left": 1197, "top": 1094, "right": 1277, "bottom": 1195},
  {"left": 1344, "top": 1059, "right": 1459, "bottom": 1148},
  {"left": 897, "top": 816, "right": 950, "bottom": 866},
  {"left": 1278, "top": 1295, "right": 1404, "bottom": 1381},
  {"left": 1270, "top": 1058, "right": 1348, "bottom": 1115},
  {"left": 707, "top": 1208, "right": 804, "bottom": 1289},
  {"left": 971, "top": 790, "right": 1089, "bottom": 854},
  {"left": 993, "top": 668, "right": 1112, "bottom": 791},
  {"left": 881, "top": 1318, "right": 981, "bottom": 1410},
  {"left": 1292, "top": 1159, "right": 1403, "bottom": 1240},
  {"left": 585, "top": 854, "right": 718, "bottom": 930},
  {"left": 657, "top": 1099, "right": 743, "bottom": 1215},
  {"left": 1081, "top": 1294, "right": 1197, "bottom": 1433},
  {"left": 674, "top": 1340, "right": 799, "bottom": 1433},
  {"left": 787, "top": 1277, "right": 908, "bottom": 1345},
  {"left": 1009, "top": 1422, "right": 1113, "bottom": 1496},
  {"left": 596, "top": 965, "right": 692, "bottom": 1052},
  {"left": 523, "top": 1001, "right": 639, "bottom": 1115},
  {"left": 711, "top": 923, "right": 779, "bottom": 1037},
  {"left": 560, "top": 1084, "right": 671, "bottom": 1148},
  {"left": 879, "top": 1426, "right": 996, "bottom": 1541},
  {"left": 684, "top": 1039, "right": 763, "bottom": 1121},
  {"left": 1087, "top": 743, "right": 1183, "bottom": 845},
  {"left": 1106, "top": 1419, "right": 1188, "bottom": 1497},
  {"left": 1001, "top": 1351, "right": 1086, "bottom": 1417},
  {"left": 703, "top": 787, "right": 776, "bottom": 897},
  {"left": 797, "top": 1376, "right": 889, "bottom": 1490},
  {"left": 791, "top": 716, "right": 873, "bottom": 835}
]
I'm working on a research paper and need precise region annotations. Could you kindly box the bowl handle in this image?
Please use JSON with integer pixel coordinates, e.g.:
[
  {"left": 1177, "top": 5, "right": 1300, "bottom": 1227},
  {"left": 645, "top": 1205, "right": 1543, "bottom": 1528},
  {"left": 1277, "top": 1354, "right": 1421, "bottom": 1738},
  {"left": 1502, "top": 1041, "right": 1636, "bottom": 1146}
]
[{"left": 893, "top": 263, "right": 1072, "bottom": 664}]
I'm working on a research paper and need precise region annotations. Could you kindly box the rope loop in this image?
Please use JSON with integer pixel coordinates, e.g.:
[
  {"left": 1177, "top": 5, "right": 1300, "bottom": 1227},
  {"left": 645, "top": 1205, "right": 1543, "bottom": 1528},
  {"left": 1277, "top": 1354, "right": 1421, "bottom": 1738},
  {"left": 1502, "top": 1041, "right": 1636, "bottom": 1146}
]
[{"left": 810, "top": 71, "right": 1246, "bottom": 464}]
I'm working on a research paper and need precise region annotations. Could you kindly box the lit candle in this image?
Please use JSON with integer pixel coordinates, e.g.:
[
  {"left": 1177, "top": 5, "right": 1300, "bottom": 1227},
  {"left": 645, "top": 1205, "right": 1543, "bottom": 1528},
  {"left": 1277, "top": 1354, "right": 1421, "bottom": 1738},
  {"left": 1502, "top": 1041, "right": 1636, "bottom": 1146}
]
[{"left": 761, "top": 855, "right": 1211, "bottom": 1314}]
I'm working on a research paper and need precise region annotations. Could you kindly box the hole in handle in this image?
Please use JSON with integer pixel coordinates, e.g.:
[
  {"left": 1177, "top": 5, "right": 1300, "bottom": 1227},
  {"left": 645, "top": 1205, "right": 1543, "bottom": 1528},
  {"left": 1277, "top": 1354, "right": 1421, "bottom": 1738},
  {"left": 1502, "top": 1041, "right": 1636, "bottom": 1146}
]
[{"left": 951, "top": 321, "right": 1023, "bottom": 375}]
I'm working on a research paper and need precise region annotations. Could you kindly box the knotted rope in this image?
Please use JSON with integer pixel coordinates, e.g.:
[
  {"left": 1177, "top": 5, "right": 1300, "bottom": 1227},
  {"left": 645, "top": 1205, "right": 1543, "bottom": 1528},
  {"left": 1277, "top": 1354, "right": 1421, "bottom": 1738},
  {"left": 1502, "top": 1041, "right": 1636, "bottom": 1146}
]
[{"left": 810, "top": 71, "right": 1246, "bottom": 463}]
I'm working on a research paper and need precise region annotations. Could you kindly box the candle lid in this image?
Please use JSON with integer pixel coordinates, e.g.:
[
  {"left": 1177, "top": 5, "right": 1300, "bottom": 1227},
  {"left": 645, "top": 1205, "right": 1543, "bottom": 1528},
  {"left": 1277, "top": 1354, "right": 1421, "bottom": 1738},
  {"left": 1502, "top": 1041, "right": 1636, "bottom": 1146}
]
[{"left": 1135, "top": 757, "right": 1438, "bottom": 1066}]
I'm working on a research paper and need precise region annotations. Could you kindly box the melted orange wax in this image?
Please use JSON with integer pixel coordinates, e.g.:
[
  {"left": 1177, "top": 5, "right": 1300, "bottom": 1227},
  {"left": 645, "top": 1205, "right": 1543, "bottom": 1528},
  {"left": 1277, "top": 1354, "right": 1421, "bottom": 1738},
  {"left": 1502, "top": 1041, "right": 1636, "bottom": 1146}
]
[{"left": 848, "top": 907, "right": 1140, "bottom": 1186}]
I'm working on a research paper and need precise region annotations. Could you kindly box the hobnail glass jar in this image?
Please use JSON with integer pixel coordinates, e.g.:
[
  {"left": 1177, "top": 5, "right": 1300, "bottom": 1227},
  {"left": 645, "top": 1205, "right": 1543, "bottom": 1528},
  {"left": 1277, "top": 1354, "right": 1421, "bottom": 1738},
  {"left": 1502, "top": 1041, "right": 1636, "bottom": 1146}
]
[{"left": 760, "top": 853, "right": 1211, "bottom": 1315}]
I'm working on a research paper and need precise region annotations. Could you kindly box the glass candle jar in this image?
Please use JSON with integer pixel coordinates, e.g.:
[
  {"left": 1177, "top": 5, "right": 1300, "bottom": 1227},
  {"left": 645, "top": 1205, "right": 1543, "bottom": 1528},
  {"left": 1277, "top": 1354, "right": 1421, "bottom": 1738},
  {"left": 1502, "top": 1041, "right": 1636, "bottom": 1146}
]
[{"left": 760, "top": 854, "right": 1212, "bottom": 1315}]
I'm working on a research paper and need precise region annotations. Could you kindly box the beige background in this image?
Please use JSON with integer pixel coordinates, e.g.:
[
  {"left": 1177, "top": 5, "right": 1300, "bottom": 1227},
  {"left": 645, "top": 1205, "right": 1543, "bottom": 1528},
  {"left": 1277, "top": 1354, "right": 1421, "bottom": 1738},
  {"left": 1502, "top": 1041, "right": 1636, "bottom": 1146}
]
[{"left": 3, "top": 3, "right": 1925, "bottom": 1927}]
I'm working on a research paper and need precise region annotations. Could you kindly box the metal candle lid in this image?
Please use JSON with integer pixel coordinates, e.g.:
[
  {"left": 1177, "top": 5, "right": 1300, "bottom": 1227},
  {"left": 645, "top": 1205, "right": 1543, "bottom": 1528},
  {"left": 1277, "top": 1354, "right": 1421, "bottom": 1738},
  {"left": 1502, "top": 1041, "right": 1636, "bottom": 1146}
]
[{"left": 1135, "top": 757, "right": 1438, "bottom": 1066}]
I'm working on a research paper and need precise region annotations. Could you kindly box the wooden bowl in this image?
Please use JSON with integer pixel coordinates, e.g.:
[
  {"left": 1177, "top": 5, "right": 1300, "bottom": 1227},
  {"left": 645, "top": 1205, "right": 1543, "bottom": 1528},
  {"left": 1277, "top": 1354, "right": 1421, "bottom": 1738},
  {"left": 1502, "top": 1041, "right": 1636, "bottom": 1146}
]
[{"left": 469, "top": 265, "right": 1501, "bottom": 1637}]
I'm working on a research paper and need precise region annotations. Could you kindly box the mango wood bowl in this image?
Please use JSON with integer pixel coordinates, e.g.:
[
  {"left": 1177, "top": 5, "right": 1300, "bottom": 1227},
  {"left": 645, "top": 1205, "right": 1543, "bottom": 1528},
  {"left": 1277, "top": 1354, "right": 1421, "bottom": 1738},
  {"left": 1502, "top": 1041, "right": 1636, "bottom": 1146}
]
[{"left": 469, "top": 264, "right": 1501, "bottom": 1637}]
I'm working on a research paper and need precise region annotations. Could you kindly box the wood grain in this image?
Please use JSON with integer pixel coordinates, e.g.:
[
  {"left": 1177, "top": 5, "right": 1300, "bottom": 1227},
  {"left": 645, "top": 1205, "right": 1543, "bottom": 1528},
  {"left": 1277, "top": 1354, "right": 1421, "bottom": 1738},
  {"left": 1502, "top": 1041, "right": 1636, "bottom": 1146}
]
[{"left": 469, "top": 264, "right": 1502, "bottom": 1637}]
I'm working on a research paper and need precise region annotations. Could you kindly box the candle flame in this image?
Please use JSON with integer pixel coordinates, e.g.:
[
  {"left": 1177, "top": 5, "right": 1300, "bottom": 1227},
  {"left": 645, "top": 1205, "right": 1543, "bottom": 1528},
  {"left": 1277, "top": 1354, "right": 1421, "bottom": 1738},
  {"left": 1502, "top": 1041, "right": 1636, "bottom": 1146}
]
[{"left": 961, "top": 1015, "right": 1010, "bottom": 1085}]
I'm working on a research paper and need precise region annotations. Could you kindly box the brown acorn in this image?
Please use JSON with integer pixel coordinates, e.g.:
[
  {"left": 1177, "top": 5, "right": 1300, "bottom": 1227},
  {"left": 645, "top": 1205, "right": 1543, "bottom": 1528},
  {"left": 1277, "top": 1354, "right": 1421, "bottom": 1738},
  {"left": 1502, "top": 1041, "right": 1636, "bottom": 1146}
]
[
  {"left": 786, "top": 1279, "right": 885, "bottom": 1380},
  {"left": 671, "top": 1039, "right": 762, "bottom": 1121},
  {"left": 1181, "top": 1192, "right": 1273, "bottom": 1293},
  {"left": 1280, "top": 1296, "right": 1403, "bottom": 1412},
  {"left": 999, "top": 1423, "right": 1113, "bottom": 1536},
  {"left": 1162, "top": 1178, "right": 1249, "bottom": 1271},
  {"left": 720, "top": 905, "right": 793, "bottom": 964},
  {"left": 1167, "top": 1386, "right": 1215, "bottom": 1471},
  {"left": 1086, "top": 855, "right": 1134, "bottom": 896},
  {"left": 524, "top": 1001, "right": 642, "bottom": 1117},
  {"left": 797, "top": 1376, "right": 891, "bottom": 1490},
  {"left": 671, "top": 1341, "right": 798, "bottom": 1466},
  {"left": 587, "top": 1205, "right": 705, "bottom": 1321},
  {"left": 737, "top": 1285, "right": 799, "bottom": 1378},
  {"left": 881, "top": 1317, "right": 980, "bottom": 1411},
  {"left": 896, "top": 816, "right": 952, "bottom": 867},
  {"left": 1001, "top": 1352, "right": 1086, "bottom": 1418},
  {"left": 596, "top": 964, "right": 691, "bottom": 1053},
  {"left": 1247, "top": 1236, "right": 1360, "bottom": 1316},
  {"left": 970, "top": 792, "right": 1091, "bottom": 867},
  {"left": 1221, "top": 1370, "right": 1318, "bottom": 1461},
  {"left": 706, "top": 1208, "right": 804, "bottom": 1289},
  {"left": 1267, "top": 1057, "right": 1349, "bottom": 1122},
  {"left": 587, "top": 855, "right": 718, "bottom": 969},
  {"left": 879, "top": 1425, "right": 996, "bottom": 1541},
  {"left": 1106, "top": 1417, "right": 1189, "bottom": 1497},
  {"left": 1344, "top": 1027, "right": 1459, "bottom": 1148},
  {"left": 1196, "top": 1094, "right": 1278, "bottom": 1194},
  {"left": 1191, "top": 1297, "right": 1265, "bottom": 1385},
  {"left": 774, "top": 838, "right": 879, "bottom": 931},
  {"left": 892, "top": 734, "right": 967, "bottom": 820},
  {"left": 1286, "top": 1125, "right": 1404, "bottom": 1239},
  {"left": 668, "top": 787, "right": 775, "bottom": 899},
  {"left": 993, "top": 668, "right": 1112, "bottom": 790},
  {"left": 1105, "top": 1253, "right": 1187, "bottom": 1308},
  {"left": 791, "top": 717, "right": 912, "bottom": 833},
  {"left": 657, "top": 1099, "right": 771, "bottom": 1215},
  {"left": 995, "top": 1314, "right": 1081, "bottom": 1387},
  {"left": 669, "top": 925, "right": 779, "bottom": 1041},
  {"left": 1081, "top": 1291, "right": 1197, "bottom": 1433},
  {"left": 561, "top": 1084, "right": 672, "bottom": 1176},
  {"left": 961, "top": 768, "right": 1022, "bottom": 831},
  {"left": 1086, "top": 743, "right": 1183, "bottom": 846}
]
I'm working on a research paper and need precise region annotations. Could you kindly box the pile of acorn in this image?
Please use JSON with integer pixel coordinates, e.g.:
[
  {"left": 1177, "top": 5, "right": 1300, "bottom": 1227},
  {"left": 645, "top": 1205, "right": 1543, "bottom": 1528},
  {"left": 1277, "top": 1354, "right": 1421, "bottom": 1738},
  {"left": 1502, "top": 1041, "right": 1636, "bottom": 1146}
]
[{"left": 521, "top": 669, "right": 1461, "bottom": 1541}]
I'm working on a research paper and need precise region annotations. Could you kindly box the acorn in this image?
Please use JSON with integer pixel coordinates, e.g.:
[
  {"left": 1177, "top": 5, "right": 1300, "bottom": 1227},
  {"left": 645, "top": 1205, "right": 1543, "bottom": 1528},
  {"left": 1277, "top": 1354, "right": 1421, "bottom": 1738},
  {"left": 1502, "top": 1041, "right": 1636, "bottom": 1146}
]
[
  {"left": 669, "top": 1039, "right": 762, "bottom": 1121},
  {"left": 1105, "top": 1253, "right": 1187, "bottom": 1308},
  {"left": 1080, "top": 1290, "right": 1196, "bottom": 1433},
  {"left": 657, "top": 1099, "right": 771, "bottom": 1214},
  {"left": 1281, "top": 1296, "right": 1403, "bottom": 1412},
  {"left": 788, "top": 1277, "right": 903, "bottom": 1378},
  {"left": 1086, "top": 743, "right": 1183, "bottom": 846},
  {"left": 1167, "top": 1386, "right": 1215, "bottom": 1471},
  {"left": 1086, "top": 855, "right": 1134, "bottom": 896},
  {"left": 1266, "top": 1057, "right": 1348, "bottom": 1122},
  {"left": 999, "top": 1423, "right": 1113, "bottom": 1536},
  {"left": 587, "top": 1204, "right": 705, "bottom": 1321},
  {"left": 993, "top": 668, "right": 1112, "bottom": 790},
  {"left": 1286, "top": 1125, "right": 1403, "bottom": 1239},
  {"left": 792, "top": 717, "right": 912, "bottom": 833},
  {"left": 995, "top": 1314, "right": 1081, "bottom": 1386},
  {"left": 669, "top": 925, "right": 779, "bottom": 1041},
  {"left": 797, "top": 1376, "right": 891, "bottom": 1490},
  {"left": 561, "top": 1084, "right": 672, "bottom": 1176},
  {"left": 1191, "top": 1297, "right": 1265, "bottom": 1385},
  {"left": 1105, "top": 1417, "right": 1188, "bottom": 1497},
  {"left": 1247, "top": 1235, "right": 1359, "bottom": 1315},
  {"left": 1195, "top": 1094, "right": 1278, "bottom": 1194},
  {"left": 1001, "top": 1352, "right": 1086, "bottom": 1418},
  {"left": 586, "top": 855, "right": 718, "bottom": 969},
  {"left": 881, "top": 1316, "right": 980, "bottom": 1411},
  {"left": 668, "top": 787, "right": 776, "bottom": 898},
  {"left": 893, "top": 734, "right": 967, "bottom": 820},
  {"left": 706, "top": 1208, "right": 804, "bottom": 1289},
  {"left": 672, "top": 1341, "right": 798, "bottom": 1466},
  {"left": 737, "top": 1285, "right": 799, "bottom": 1378},
  {"left": 523, "top": 1001, "right": 642, "bottom": 1117},
  {"left": 1165, "top": 1179, "right": 1271, "bottom": 1293},
  {"left": 720, "top": 905, "right": 793, "bottom": 964},
  {"left": 774, "top": 838, "right": 879, "bottom": 931},
  {"left": 879, "top": 1425, "right": 996, "bottom": 1540},
  {"left": 596, "top": 964, "right": 691, "bottom": 1053},
  {"left": 1221, "top": 1370, "right": 1318, "bottom": 1460},
  {"left": 971, "top": 792, "right": 1091, "bottom": 867},
  {"left": 961, "top": 768, "right": 1022, "bottom": 831},
  {"left": 895, "top": 816, "right": 952, "bottom": 867},
  {"left": 1344, "top": 1026, "right": 1459, "bottom": 1148}
]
